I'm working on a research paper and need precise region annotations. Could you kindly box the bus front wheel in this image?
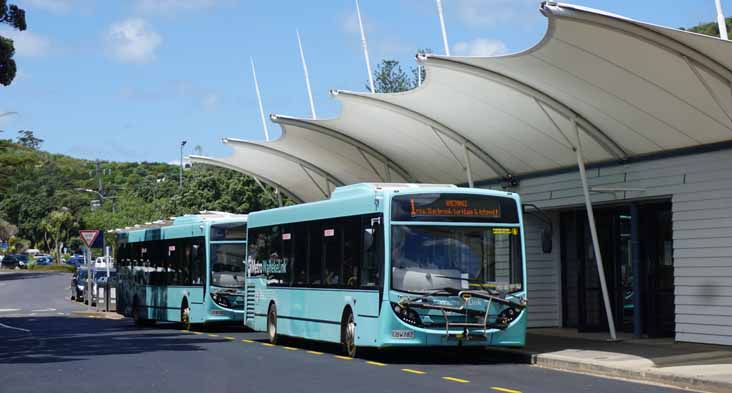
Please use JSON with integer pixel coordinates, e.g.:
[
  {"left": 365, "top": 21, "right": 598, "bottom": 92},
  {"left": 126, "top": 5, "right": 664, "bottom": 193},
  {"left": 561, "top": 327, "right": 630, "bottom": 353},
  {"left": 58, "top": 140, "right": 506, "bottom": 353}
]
[
  {"left": 267, "top": 303, "right": 278, "bottom": 345},
  {"left": 341, "top": 309, "right": 357, "bottom": 358}
]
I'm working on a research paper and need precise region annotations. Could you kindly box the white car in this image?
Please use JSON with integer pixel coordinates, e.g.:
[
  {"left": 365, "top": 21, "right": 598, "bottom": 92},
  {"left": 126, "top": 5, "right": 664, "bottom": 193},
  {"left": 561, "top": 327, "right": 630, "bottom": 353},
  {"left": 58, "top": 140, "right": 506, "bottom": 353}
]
[{"left": 94, "top": 257, "right": 114, "bottom": 269}]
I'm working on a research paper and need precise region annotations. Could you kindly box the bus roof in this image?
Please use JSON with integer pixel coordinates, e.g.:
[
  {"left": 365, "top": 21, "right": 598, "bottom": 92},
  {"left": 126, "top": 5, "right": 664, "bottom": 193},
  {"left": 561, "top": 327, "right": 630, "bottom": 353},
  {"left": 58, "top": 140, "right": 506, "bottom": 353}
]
[
  {"left": 116, "top": 211, "right": 247, "bottom": 241},
  {"left": 248, "top": 182, "right": 517, "bottom": 228}
]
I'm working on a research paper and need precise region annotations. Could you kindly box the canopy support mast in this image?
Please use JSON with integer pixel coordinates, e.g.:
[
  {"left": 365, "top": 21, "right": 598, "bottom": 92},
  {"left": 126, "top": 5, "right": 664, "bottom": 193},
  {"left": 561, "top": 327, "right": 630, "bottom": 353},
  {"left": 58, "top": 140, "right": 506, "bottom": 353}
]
[
  {"left": 574, "top": 118, "right": 617, "bottom": 341},
  {"left": 355, "top": 0, "right": 375, "bottom": 93}
]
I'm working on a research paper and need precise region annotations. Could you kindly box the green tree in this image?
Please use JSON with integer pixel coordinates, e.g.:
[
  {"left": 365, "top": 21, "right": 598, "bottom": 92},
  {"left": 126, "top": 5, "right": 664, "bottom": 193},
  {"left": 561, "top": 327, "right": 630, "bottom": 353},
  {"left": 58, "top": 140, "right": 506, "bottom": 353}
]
[
  {"left": 40, "top": 208, "right": 75, "bottom": 262},
  {"left": 0, "top": 0, "right": 27, "bottom": 86},
  {"left": 0, "top": 217, "right": 17, "bottom": 241},
  {"left": 369, "top": 49, "right": 432, "bottom": 93},
  {"left": 16, "top": 130, "right": 42, "bottom": 149}
]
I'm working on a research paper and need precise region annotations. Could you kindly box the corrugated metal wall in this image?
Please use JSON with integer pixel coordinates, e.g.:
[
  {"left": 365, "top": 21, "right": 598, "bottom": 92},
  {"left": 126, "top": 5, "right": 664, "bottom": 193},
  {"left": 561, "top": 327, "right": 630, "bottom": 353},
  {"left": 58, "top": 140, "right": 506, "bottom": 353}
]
[{"left": 483, "top": 148, "right": 732, "bottom": 345}]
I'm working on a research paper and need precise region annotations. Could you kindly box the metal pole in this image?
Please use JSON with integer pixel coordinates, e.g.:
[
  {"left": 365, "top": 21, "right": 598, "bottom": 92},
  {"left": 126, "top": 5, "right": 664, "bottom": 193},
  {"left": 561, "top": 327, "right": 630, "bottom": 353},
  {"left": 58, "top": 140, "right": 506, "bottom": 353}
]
[
  {"left": 179, "top": 140, "right": 186, "bottom": 189},
  {"left": 86, "top": 247, "right": 92, "bottom": 310},
  {"left": 297, "top": 29, "right": 317, "bottom": 120},
  {"left": 462, "top": 144, "right": 474, "bottom": 187},
  {"left": 355, "top": 0, "right": 375, "bottom": 93},
  {"left": 436, "top": 0, "right": 451, "bottom": 55},
  {"left": 716, "top": 0, "right": 729, "bottom": 40},
  {"left": 418, "top": 65, "right": 422, "bottom": 87},
  {"left": 630, "top": 203, "right": 642, "bottom": 338},
  {"left": 251, "top": 57, "right": 270, "bottom": 141},
  {"left": 574, "top": 118, "right": 617, "bottom": 341}
]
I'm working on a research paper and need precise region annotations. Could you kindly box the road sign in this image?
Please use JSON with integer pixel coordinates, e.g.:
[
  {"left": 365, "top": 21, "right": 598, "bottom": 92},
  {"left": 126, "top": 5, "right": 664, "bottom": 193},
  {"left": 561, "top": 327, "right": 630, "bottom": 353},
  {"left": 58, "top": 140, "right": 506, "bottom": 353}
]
[{"left": 79, "top": 230, "right": 101, "bottom": 248}]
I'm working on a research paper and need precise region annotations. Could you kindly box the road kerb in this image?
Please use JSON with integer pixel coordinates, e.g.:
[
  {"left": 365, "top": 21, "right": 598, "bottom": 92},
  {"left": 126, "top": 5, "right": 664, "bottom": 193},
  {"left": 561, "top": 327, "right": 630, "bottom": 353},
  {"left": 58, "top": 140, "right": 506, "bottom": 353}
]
[{"left": 533, "top": 353, "right": 732, "bottom": 393}]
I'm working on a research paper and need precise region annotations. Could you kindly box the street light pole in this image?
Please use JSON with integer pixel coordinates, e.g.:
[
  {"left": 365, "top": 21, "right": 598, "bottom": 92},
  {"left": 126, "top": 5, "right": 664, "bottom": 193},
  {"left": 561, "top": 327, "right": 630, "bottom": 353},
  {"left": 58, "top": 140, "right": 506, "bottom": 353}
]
[{"left": 179, "top": 140, "right": 187, "bottom": 190}]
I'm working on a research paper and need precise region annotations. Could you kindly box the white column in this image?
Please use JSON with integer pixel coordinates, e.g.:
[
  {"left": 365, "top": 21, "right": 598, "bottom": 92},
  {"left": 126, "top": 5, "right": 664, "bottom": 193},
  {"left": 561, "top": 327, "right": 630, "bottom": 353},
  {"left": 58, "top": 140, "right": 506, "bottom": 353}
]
[
  {"left": 463, "top": 144, "right": 474, "bottom": 188},
  {"left": 574, "top": 119, "right": 617, "bottom": 341}
]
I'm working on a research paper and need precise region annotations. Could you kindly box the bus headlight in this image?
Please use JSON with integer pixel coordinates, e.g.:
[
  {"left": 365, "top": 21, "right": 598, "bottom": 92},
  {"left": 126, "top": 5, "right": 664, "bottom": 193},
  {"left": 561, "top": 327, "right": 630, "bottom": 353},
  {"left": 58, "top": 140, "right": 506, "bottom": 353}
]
[
  {"left": 211, "top": 292, "right": 231, "bottom": 308},
  {"left": 496, "top": 307, "right": 520, "bottom": 326},
  {"left": 391, "top": 302, "right": 422, "bottom": 327}
]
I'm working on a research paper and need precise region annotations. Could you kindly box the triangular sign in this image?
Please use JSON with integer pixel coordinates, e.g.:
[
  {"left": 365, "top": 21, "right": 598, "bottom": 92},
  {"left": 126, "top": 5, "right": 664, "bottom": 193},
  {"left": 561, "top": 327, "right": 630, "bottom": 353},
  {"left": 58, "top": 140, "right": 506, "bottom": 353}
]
[{"left": 80, "top": 230, "right": 100, "bottom": 248}]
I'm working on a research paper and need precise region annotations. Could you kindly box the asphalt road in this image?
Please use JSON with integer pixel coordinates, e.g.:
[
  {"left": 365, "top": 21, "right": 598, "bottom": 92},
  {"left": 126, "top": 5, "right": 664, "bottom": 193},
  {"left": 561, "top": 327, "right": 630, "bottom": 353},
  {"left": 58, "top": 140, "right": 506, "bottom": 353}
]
[{"left": 0, "top": 272, "right": 688, "bottom": 393}]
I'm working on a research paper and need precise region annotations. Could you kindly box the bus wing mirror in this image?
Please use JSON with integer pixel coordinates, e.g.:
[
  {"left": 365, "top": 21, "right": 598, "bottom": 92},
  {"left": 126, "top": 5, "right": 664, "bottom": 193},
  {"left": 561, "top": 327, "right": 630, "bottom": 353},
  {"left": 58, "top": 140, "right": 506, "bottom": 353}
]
[{"left": 542, "top": 226, "right": 553, "bottom": 254}]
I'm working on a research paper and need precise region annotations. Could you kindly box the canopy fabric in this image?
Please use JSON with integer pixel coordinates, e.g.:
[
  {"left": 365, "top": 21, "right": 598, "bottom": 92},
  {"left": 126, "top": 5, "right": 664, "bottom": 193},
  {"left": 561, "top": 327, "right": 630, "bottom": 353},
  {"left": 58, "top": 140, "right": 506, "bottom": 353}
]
[{"left": 192, "top": 2, "right": 732, "bottom": 202}]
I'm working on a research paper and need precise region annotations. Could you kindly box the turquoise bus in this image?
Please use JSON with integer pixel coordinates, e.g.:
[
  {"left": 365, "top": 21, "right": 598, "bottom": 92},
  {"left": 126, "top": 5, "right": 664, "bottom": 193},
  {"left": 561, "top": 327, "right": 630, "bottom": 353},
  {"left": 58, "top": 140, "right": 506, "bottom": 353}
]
[
  {"left": 245, "top": 183, "right": 527, "bottom": 357},
  {"left": 115, "top": 212, "right": 248, "bottom": 328}
]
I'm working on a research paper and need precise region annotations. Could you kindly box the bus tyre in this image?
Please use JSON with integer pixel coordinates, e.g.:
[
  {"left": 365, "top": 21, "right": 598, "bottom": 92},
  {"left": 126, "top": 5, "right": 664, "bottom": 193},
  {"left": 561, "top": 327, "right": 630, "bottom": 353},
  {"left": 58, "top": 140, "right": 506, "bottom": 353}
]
[
  {"left": 341, "top": 309, "right": 357, "bottom": 358},
  {"left": 181, "top": 301, "right": 191, "bottom": 330},
  {"left": 267, "top": 303, "right": 278, "bottom": 345}
]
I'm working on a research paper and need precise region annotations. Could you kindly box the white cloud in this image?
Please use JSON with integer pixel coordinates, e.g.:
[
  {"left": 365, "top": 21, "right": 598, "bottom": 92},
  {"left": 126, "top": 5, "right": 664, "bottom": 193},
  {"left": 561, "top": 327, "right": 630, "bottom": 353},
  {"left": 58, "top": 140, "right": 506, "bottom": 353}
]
[
  {"left": 0, "top": 27, "right": 52, "bottom": 57},
  {"left": 200, "top": 93, "right": 220, "bottom": 112},
  {"left": 455, "top": 0, "right": 538, "bottom": 28},
  {"left": 452, "top": 38, "right": 507, "bottom": 57},
  {"left": 105, "top": 18, "right": 162, "bottom": 64},
  {"left": 135, "top": 0, "right": 220, "bottom": 15}
]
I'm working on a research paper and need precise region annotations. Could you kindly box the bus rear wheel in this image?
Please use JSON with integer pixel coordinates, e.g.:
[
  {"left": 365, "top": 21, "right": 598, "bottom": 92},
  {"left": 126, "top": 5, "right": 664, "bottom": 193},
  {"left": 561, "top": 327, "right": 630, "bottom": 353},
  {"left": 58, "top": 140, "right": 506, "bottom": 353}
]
[
  {"left": 181, "top": 302, "right": 191, "bottom": 330},
  {"left": 341, "top": 310, "right": 357, "bottom": 358},
  {"left": 267, "top": 303, "right": 278, "bottom": 345}
]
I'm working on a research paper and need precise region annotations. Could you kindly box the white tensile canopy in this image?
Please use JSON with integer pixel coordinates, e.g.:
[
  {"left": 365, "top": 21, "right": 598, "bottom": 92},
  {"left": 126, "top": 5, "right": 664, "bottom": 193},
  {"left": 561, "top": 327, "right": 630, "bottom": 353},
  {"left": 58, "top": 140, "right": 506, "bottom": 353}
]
[
  {"left": 189, "top": 2, "right": 732, "bottom": 341},
  {"left": 192, "top": 2, "right": 732, "bottom": 202}
]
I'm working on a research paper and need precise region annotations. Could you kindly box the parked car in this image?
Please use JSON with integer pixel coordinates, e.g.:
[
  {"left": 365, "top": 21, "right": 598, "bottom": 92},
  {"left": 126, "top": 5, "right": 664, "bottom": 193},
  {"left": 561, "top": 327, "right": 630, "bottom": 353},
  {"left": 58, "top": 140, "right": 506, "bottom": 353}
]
[
  {"left": 65, "top": 255, "right": 86, "bottom": 267},
  {"left": 16, "top": 254, "right": 28, "bottom": 269},
  {"left": 1, "top": 254, "right": 20, "bottom": 269},
  {"left": 71, "top": 268, "right": 90, "bottom": 301},
  {"left": 94, "top": 256, "right": 114, "bottom": 269},
  {"left": 35, "top": 256, "right": 54, "bottom": 265}
]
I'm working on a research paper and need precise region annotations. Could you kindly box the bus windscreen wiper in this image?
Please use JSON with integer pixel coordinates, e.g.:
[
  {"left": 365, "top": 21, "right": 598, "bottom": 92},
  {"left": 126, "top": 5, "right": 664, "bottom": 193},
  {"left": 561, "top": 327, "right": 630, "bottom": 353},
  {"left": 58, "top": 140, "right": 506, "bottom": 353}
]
[{"left": 426, "top": 274, "right": 500, "bottom": 295}]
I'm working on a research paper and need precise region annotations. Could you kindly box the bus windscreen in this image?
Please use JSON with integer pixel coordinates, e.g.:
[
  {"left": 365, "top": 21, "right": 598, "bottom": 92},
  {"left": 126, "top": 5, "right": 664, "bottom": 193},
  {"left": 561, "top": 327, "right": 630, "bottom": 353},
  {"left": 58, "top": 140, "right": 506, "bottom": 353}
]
[{"left": 391, "top": 193, "right": 518, "bottom": 223}]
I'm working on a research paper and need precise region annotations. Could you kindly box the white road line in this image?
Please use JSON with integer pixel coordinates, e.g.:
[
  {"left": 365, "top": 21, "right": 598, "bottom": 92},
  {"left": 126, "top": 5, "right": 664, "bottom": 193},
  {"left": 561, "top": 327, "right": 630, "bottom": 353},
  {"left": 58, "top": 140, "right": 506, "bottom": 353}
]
[
  {"left": 31, "top": 308, "right": 56, "bottom": 312},
  {"left": 0, "top": 309, "right": 21, "bottom": 313},
  {"left": 0, "top": 322, "right": 30, "bottom": 333}
]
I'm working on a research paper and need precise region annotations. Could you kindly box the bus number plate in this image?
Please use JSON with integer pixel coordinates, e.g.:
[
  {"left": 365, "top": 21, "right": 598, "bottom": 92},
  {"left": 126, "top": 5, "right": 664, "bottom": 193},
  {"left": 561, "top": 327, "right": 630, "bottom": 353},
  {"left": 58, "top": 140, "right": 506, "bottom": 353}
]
[{"left": 391, "top": 330, "right": 414, "bottom": 339}]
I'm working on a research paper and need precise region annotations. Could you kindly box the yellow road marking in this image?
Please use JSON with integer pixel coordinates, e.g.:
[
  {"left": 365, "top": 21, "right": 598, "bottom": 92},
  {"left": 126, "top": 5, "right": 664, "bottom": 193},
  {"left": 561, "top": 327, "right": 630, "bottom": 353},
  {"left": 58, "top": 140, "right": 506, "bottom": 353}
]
[
  {"left": 401, "top": 368, "right": 426, "bottom": 375},
  {"left": 192, "top": 332, "right": 203, "bottom": 335},
  {"left": 181, "top": 330, "right": 190, "bottom": 333},
  {"left": 492, "top": 388, "right": 522, "bottom": 393},
  {"left": 262, "top": 343, "right": 275, "bottom": 347},
  {"left": 208, "top": 334, "right": 218, "bottom": 337},
  {"left": 442, "top": 377, "right": 470, "bottom": 384},
  {"left": 224, "top": 336, "right": 235, "bottom": 340},
  {"left": 307, "top": 350, "right": 323, "bottom": 355},
  {"left": 283, "top": 346, "right": 298, "bottom": 351},
  {"left": 241, "top": 339, "right": 254, "bottom": 343},
  {"left": 334, "top": 355, "right": 354, "bottom": 360},
  {"left": 366, "top": 361, "right": 386, "bottom": 367}
]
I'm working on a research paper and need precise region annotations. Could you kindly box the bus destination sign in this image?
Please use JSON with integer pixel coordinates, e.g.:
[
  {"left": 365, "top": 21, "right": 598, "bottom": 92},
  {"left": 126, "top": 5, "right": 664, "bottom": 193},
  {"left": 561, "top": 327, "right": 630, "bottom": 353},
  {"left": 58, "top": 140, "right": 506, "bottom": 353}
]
[{"left": 392, "top": 193, "right": 518, "bottom": 223}]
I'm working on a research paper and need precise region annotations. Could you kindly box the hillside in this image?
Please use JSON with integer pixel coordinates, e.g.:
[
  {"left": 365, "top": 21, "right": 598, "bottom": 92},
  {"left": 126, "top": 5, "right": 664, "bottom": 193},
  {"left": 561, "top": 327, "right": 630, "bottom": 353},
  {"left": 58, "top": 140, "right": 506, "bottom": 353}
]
[{"left": 0, "top": 139, "right": 279, "bottom": 255}]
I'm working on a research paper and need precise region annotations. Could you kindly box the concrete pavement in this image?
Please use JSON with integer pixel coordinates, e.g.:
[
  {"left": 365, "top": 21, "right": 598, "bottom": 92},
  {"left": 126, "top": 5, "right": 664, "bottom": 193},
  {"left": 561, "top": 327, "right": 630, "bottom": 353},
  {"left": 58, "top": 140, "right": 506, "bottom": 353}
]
[{"left": 502, "top": 328, "right": 732, "bottom": 393}]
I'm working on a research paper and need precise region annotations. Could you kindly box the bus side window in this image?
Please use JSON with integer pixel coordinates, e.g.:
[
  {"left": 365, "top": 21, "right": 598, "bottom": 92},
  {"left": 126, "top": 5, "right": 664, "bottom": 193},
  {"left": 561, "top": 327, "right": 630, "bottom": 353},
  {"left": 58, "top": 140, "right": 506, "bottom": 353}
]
[
  {"left": 323, "top": 221, "right": 342, "bottom": 286},
  {"left": 308, "top": 222, "right": 323, "bottom": 285},
  {"left": 191, "top": 238, "right": 205, "bottom": 286},
  {"left": 361, "top": 215, "right": 382, "bottom": 289},
  {"left": 293, "top": 223, "right": 308, "bottom": 285},
  {"left": 342, "top": 216, "right": 360, "bottom": 288}
]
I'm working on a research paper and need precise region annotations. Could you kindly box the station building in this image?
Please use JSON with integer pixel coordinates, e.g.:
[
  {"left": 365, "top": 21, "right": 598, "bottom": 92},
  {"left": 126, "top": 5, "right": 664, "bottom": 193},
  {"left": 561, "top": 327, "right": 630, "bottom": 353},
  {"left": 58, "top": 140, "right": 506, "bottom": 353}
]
[{"left": 193, "top": 3, "right": 732, "bottom": 345}]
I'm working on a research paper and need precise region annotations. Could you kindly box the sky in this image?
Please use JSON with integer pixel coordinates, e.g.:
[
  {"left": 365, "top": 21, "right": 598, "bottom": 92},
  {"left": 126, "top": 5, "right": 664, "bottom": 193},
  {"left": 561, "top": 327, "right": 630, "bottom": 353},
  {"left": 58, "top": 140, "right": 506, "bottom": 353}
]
[{"left": 0, "top": 0, "right": 726, "bottom": 163}]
